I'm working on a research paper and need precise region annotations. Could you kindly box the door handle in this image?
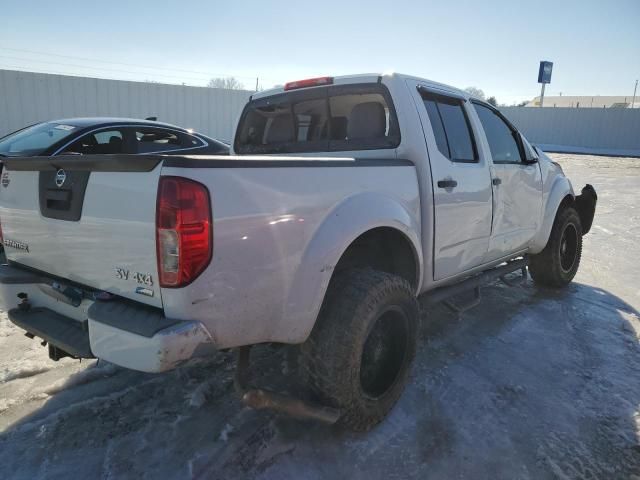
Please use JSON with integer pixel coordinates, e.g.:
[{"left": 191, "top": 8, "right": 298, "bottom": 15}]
[
  {"left": 437, "top": 179, "right": 458, "bottom": 189},
  {"left": 492, "top": 178, "right": 502, "bottom": 186}
]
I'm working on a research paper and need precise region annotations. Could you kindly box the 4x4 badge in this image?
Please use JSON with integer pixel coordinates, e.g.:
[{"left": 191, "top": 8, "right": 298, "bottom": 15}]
[{"left": 1, "top": 172, "right": 9, "bottom": 188}]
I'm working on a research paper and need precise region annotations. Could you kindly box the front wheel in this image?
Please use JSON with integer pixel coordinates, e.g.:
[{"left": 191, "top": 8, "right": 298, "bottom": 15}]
[
  {"left": 299, "top": 269, "right": 419, "bottom": 431},
  {"left": 529, "top": 206, "right": 583, "bottom": 288}
]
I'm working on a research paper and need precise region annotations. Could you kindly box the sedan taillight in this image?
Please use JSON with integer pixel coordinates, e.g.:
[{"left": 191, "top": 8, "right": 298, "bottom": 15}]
[{"left": 156, "top": 176, "right": 212, "bottom": 288}]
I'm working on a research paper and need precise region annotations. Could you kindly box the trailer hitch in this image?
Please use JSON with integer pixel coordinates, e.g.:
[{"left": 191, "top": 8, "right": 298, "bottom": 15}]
[{"left": 234, "top": 346, "right": 341, "bottom": 425}]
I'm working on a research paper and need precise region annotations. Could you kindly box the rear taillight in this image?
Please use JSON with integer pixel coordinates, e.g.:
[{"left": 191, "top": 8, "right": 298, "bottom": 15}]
[{"left": 156, "top": 177, "right": 212, "bottom": 288}]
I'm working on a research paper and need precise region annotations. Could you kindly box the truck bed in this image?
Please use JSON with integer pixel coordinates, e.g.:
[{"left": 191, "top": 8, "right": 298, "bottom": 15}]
[{"left": 0, "top": 153, "right": 420, "bottom": 351}]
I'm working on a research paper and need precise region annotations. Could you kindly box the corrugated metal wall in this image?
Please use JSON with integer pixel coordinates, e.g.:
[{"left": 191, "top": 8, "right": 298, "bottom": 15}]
[
  {"left": 501, "top": 107, "right": 640, "bottom": 157},
  {"left": 2, "top": 70, "right": 639, "bottom": 157},
  {"left": 0, "top": 69, "right": 252, "bottom": 142}
]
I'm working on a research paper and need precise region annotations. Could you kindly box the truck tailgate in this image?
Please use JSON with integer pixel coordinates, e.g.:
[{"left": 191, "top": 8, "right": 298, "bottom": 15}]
[{"left": 0, "top": 155, "right": 164, "bottom": 308}]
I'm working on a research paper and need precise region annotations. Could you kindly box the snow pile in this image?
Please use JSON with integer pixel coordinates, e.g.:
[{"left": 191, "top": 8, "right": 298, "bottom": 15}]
[{"left": 0, "top": 361, "right": 53, "bottom": 383}]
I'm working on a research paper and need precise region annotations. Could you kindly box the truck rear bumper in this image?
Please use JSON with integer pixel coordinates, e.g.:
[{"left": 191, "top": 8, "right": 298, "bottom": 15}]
[
  {"left": 0, "top": 263, "right": 215, "bottom": 373},
  {"left": 88, "top": 318, "right": 214, "bottom": 373}
]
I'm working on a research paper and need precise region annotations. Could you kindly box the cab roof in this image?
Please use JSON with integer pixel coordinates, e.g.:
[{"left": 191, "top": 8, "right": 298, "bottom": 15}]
[{"left": 251, "top": 72, "right": 471, "bottom": 101}]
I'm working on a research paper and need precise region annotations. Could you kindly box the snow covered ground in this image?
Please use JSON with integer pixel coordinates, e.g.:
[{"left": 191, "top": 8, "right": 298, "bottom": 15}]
[{"left": 0, "top": 154, "right": 639, "bottom": 479}]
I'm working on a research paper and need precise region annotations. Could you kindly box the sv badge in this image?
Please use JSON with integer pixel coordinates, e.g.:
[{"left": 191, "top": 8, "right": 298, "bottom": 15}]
[{"left": 115, "top": 268, "right": 129, "bottom": 280}]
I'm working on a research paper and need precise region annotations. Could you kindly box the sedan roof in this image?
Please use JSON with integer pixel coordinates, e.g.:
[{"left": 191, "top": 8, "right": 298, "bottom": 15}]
[{"left": 48, "top": 117, "right": 188, "bottom": 131}]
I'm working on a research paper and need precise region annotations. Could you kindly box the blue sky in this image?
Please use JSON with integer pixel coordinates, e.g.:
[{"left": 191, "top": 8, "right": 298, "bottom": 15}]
[{"left": 2, "top": 0, "right": 639, "bottom": 104}]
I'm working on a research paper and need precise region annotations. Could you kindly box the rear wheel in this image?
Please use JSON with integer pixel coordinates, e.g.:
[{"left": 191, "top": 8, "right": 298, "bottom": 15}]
[
  {"left": 529, "top": 206, "right": 582, "bottom": 288},
  {"left": 299, "top": 269, "right": 418, "bottom": 431}
]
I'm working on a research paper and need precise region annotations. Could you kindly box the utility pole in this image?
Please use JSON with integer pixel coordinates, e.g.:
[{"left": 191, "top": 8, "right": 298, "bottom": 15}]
[
  {"left": 632, "top": 79, "right": 638, "bottom": 108},
  {"left": 255, "top": 77, "right": 259, "bottom": 92}
]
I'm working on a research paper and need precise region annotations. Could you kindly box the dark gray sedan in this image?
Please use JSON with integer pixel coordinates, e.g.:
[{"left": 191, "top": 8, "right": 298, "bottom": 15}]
[{"left": 0, "top": 117, "right": 229, "bottom": 158}]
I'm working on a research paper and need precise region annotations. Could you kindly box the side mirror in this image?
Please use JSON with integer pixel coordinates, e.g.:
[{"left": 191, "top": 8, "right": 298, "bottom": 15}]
[{"left": 519, "top": 132, "right": 538, "bottom": 164}]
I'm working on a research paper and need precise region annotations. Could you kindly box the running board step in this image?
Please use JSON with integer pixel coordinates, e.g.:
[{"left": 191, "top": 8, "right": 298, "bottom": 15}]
[
  {"left": 421, "top": 258, "right": 529, "bottom": 310},
  {"left": 443, "top": 286, "right": 481, "bottom": 313}
]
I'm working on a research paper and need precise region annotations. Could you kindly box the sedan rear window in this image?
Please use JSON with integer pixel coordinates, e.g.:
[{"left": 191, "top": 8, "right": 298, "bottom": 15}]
[
  {"left": 234, "top": 83, "right": 400, "bottom": 154},
  {"left": 0, "top": 123, "right": 77, "bottom": 156}
]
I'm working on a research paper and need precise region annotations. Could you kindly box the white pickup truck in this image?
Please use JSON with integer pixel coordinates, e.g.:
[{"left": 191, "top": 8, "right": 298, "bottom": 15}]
[{"left": 0, "top": 73, "right": 596, "bottom": 430}]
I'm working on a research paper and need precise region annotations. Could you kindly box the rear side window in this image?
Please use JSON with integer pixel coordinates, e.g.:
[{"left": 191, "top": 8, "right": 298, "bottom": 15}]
[
  {"left": 472, "top": 103, "right": 523, "bottom": 163},
  {"left": 136, "top": 129, "right": 180, "bottom": 153},
  {"left": 234, "top": 83, "right": 400, "bottom": 154},
  {"left": 420, "top": 90, "right": 477, "bottom": 163},
  {"left": 134, "top": 128, "right": 202, "bottom": 153},
  {"left": 189, "top": 136, "right": 206, "bottom": 148}
]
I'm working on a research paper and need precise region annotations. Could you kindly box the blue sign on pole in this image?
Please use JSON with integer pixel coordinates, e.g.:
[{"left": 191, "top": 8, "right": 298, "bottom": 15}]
[{"left": 538, "top": 61, "right": 553, "bottom": 84}]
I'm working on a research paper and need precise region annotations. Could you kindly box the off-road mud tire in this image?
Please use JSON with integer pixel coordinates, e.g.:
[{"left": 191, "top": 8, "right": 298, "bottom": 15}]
[{"left": 299, "top": 269, "right": 419, "bottom": 431}]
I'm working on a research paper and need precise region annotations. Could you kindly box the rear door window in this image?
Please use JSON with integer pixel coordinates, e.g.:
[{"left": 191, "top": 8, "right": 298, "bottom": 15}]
[
  {"left": 234, "top": 83, "right": 400, "bottom": 154},
  {"left": 63, "top": 129, "right": 128, "bottom": 154},
  {"left": 420, "top": 90, "right": 477, "bottom": 163},
  {"left": 423, "top": 99, "right": 449, "bottom": 157}
]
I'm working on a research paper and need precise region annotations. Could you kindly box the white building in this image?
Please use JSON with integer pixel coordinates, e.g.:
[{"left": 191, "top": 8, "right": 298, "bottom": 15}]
[{"left": 526, "top": 95, "right": 639, "bottom": 108}]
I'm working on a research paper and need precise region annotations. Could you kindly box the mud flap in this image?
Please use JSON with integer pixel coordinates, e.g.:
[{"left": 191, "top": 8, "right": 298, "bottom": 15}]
[{"left": 575, "top": 184, "right": 597, "bottom": 235}]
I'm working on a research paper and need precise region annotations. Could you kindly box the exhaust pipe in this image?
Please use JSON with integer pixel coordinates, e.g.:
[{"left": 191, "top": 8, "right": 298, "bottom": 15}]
[{"left": 234, "top": 346, "right": 340, "bottom": 425}]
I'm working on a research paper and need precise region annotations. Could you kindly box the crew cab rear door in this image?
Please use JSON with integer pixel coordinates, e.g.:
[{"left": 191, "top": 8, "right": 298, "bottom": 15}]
[
  {"left": 411, "top": 83, "right": 493, "bottom": 280},
  {"left": 0, "top": 155, "right": 164, "bottom": 308}
]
